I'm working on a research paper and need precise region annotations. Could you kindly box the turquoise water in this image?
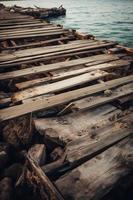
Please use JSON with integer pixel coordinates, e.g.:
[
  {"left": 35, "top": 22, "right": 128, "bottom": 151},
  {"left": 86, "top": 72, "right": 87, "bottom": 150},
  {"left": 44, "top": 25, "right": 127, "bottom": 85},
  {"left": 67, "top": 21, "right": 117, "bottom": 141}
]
[{"left": 2, "top": 0, "right": 133, "bottom": 47}]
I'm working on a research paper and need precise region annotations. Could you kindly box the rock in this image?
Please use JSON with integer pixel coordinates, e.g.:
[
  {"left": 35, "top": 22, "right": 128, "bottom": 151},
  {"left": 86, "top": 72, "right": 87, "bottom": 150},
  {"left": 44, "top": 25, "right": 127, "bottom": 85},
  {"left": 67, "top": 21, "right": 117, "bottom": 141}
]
[
  {"left": 4, "top": 163, "right": 23, "bottom": 182},
  {"left": 50, "top": 147, "right": 64, "bottom": 161},
  {"left": 104, "top": 89, "right": 112, "bottom": 97},
  {"left": 0, "top": 177, "right": 13, "bottom": 200},
  {"left": 0, "top": 143, "right": 9, "bottom": 170}
]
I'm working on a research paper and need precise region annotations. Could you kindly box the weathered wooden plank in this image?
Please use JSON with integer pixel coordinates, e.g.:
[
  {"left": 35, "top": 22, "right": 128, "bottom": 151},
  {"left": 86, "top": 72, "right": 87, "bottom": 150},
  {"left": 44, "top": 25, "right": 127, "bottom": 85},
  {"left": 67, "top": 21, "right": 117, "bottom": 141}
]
[
  {"left": 12, "top": 70, "right": 109, "bottom": 102},
  {"left": 66, "top": 114, "right": 133, "bottom": 164},
  {"left": 1, "top": 35, "right": 74, "bottom": 51},
  {"left": 27, "top": 156, "right": 64, "bottom": 200},
  {"left": 0, "top": 23, "right": 53, "bottom": 30},
  {"left": 0, "top": 30, "right": 69, "bottom": 41},
  {"left": 0, "top": 43, "right": 117, "bottom": 68},
  {"left": 0, "top": 54, "right": 119, "bottom": 80},
  {"left": 0, "top": 20, "right": 43, "bottom": 27},
  {"left": 0, "top": 41, "right": 106, "bottom": 62},
  {"left": 70, "top": 85, "right": 133, "bottom": 112},
  {"left": 0, "top": 28, "right": 67, "bottom": 38},
  {"left": 0, "top": 75, "right": 132, "bottom": 121},
  {"left": 0, "top": 48, "right": 108, "bottom": 67},
  {"left": 0, "top": 26, "right": 63, "bottom": 36},
  {"left": 55, "top": 134, "right": 133, "bottom": 200},
  {"left": 34, "top": 105, "right": 122, "bottom": 144}
]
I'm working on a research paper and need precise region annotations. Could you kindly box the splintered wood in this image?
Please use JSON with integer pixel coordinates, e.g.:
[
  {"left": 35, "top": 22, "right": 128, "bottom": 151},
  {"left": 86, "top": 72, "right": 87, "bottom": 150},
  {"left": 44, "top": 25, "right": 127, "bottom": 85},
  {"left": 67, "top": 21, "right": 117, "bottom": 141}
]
[{"left": 0, "top": 4, "right": 133, "bottom": 200}]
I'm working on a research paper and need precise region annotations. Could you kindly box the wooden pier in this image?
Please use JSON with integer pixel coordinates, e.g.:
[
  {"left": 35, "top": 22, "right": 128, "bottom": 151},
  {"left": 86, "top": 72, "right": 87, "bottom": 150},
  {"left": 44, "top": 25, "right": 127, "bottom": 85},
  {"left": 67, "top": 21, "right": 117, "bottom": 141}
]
[{"left": 0, "top": 4, "right": 133, "bottom": 200}]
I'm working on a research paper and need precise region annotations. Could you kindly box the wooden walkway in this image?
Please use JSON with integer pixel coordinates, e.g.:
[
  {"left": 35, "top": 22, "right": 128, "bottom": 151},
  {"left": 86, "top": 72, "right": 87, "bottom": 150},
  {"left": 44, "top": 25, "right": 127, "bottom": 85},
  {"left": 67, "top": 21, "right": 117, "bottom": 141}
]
[{"left": 0, "top": 8, "right": 133, "bottom": 200}]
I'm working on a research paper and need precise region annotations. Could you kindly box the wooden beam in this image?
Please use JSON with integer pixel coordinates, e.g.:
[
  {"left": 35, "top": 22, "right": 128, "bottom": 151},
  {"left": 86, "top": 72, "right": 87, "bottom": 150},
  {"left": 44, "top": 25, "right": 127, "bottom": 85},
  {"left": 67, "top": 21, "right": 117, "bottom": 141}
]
[
  {"left": 0, "top": 41, "right": 106, "bottom": 62},
  {"left": 1, "top": 35, "right": 74, "bottom": 51},
  {"left": 0, "top": 23, "right": 53, "bottom": 30},
  {"left": 0, "top": 30, "right": 69, "bottom": 41},
  {"left": 0, "top": 75, "right": 132, "bottom": 121},
  {"left": 55, "top": 134, "right": 133, "bottom": 200},
  {"left": 70, "top": 85, "right": 133, "bottom": 112},
  {"left": 12, "top": 70, "right": 109, "bottom": 102},
  {"left": 0, "top": 54, "right": 119, "bottom": 80},
  {"left": 0, "top": 43, "right": 117, "bottom": 68},
  {"left": 66, "top": 116, "right": 133, "bottom": 164},
  {"left": 0, "top": 26, "right": 62, "bottom": 35},
  {"left": 27, "top": 156, "right": 64, "bottom": 200}
]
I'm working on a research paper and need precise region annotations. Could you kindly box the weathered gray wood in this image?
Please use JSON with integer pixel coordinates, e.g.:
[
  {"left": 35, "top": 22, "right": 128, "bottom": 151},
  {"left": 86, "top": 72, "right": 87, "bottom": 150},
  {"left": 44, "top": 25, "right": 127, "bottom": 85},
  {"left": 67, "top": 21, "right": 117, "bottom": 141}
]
[
  {"left": 0, "top": 20, "right": 43, "bottom": 27},
  {"left": 0, "top": 75, "right": 132, "bottom": 121},
  {"left": 0, "top": 54, "right": 119, "bottom": 80},
  {"left": 15, "top": 59, "right": 129, "bottom": 90},
  {"left": 55, "top": 134, "right": 133, "bottom": 200},
  {"left": 12, "top": 70, "right": 108, "bottom": 102},
  {"left": 0, "top": 28, "right": 67, "bottom": 38},
  {"left": 0, "top": 26, "right": 62, "bottom": 35},
  {"left": 27, "top": 156, "right": 64, "bottom": 200},
  {"left": 0, "top": 23, "right": 52, "bottom": 30},
  {"left": 70, "top": 85, "right": 133, "bottom": 112},
  {"left": 28, "top": 144, "right": 46, "bottom": 166},
  {"left": 34, "top": 103, "right": 129, "bottom": 145},
  {"left": 1, "top": 35, "right": 74, "bottom": 51},
  {"left": 0, "top": 48, "right": 108, "bottom": 67},
  {"left": 0, "top": 41, "right": 106, "bottom": 62},
  {"left": 0, "top": 30, "right": 69, "bottom": 41},
  {"left": 66, "top": 114, "right": 133, "bottom": 164}
]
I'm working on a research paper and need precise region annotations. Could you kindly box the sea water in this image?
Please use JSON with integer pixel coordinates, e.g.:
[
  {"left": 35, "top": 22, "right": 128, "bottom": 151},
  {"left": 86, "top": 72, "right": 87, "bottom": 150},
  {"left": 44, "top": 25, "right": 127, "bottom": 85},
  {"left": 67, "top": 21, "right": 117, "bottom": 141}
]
[{"left": 2, "top": 0, "right": 133, "bottom": 47}]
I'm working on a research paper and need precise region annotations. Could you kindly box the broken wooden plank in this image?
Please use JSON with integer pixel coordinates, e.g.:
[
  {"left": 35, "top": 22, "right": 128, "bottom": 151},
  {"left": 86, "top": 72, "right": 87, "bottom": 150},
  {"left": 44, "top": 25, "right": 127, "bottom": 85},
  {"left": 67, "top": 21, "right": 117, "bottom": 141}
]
[
  {"left": 15, "top": 59, "right": 129, "bottom": 90},
  {"left": 0, "top": 23, "right": 53, "bottom": 30},
  {"left": 1, "top": 35, "right": 74, "bottom": 51},
  {"left": 70, "top": 84, "right": 133, "bottom": 112},
  {"left": 66, "top": 114, "right": 133, "bottom": 164},
  {"left": 55, "top": 134, "right": 133, "bottom": 200},
  {"left": 0, "top": 54, "right": 119, "bottom": 80},
  {"left": 12, "top": 70, "right": 109, "bottom": 102},
  {"left": 0, "top": 75, "right": 133, "bottom": 121},
  {"left": 0, "top": 28, "right": 68, "bottom": 39},
  {"left": 0, "top": 40, "right": 106, "bottom": 62},
  {"left": 0, "top": 30, "right": 69, "bottom": 41},
  {"left": 0, "top": 26, "right": 62, "bottom": 35},
  {"left": 27, "top": 156, "right": 64, "bottom": 200},
  {"left": 0, "top": 48, "right": 109, "bottom": 67}
]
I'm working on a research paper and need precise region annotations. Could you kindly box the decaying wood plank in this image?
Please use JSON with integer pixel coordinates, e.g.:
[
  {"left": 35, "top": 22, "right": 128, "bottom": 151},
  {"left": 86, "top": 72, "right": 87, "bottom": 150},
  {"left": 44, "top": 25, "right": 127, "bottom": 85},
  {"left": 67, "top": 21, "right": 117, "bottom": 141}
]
[
  {"left": 55, "top": 134, "right": 133, "bottom": 200},
  {"left": 0, "top": 23, "right": 53, "bottom": 30},
  {"left": 0, "top": 54, "right": 119, "bottom": 80},
  {"left": 66, "top": 113, "right": 133, "bottom": 164},
  {"left": 70, "top": 84, "right": 133, "bottom": 112},
  {"left": 34, "top": 104, "right": 122, "bottom": 144},
  {"left": 0, "top": 26, "right": 62, "bottom": 36},
  {"left": 0, "top": 48, "right": 108, "bottom": 67},
  {"left": 28, "top": 144, "right": 46, "bottom": 166},
  {"left": 0, "top": 42, "right": 116, "bottom": 66},
  {"left": 12, "top": 70, "right": 109, "bottom": 102},
  {"left": 0, "top": 30, "right": 69, "bottom": 41},
  {"left": 0, "top": 75, "right": 133, "bottom": 121},
  {"left": 0, "top": 41, "right": 106, "bottom": 62},
  {"left": 26, "top": 156, "right": 64, "bottom": 200},
  {"left": 15, "top": 59, "right": 129, "bottom": 90},
  {"left": 2, "top": 35, "right": 74, "bottom": 51}
]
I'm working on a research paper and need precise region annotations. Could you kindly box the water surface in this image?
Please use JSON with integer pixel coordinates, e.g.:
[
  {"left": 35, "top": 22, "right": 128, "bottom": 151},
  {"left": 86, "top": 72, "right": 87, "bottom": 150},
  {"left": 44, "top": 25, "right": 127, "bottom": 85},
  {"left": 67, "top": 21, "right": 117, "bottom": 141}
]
[{"left": 2, "top": 0, "right": 133, "bottom": 47}]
